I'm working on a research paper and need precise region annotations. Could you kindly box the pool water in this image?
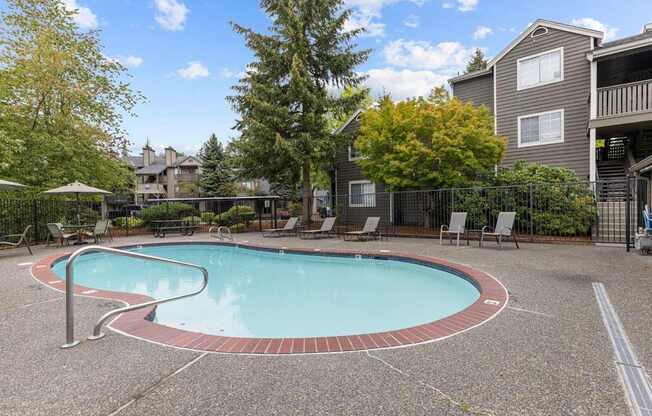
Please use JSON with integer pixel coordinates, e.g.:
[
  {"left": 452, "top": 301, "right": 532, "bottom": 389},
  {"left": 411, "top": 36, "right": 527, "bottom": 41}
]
[{"left": 52, "top": 244, "right": 480, "bottom": 338}]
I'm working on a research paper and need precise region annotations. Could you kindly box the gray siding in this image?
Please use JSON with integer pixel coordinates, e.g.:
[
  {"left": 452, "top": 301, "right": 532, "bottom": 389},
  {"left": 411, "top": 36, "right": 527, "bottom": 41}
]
[
  {"left": 452, "top": 72, "right": 494, "bottom": 114},
  {"left": 334, "top": 118, "right": 390, "bottom": 227},
  {"left": 496, "top": 28, "right": 592, "bottom": 179}
]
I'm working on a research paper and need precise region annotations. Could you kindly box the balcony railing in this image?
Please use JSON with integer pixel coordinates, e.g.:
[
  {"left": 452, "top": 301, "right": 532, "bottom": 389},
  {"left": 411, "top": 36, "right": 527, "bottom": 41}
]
[
  {"left": 597, "top": 79, "right": 652, "bottom": 118},
  {"left": 136, "top": 183, "right": 166, "bottom": 194}
]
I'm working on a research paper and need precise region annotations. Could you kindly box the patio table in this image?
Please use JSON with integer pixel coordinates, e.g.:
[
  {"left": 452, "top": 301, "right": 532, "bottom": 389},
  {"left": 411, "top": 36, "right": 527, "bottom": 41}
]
[{"left": 63, "top": 224, "right": 95, "bottom": 245}]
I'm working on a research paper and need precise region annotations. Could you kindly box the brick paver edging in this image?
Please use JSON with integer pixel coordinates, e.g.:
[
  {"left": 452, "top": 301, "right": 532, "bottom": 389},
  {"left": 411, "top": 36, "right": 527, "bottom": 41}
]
[{"left": 31, "top": 241, "right": 508, "bottom": 354}]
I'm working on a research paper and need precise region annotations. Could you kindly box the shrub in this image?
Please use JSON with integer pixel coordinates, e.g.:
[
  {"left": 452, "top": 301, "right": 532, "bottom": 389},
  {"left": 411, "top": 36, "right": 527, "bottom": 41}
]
[
  {"left": 139, "top": 203, "right": 195, "bottom": 225},
  {"left": 114, "top": 217, "right": 143, "bottom": 229},
  {"left": 200, "top": 212, "right": 215, "bottom": 224},
  {"left": 288, "top": 202, "right": 302, "bottom": 217},
  {"left": 230, "top": 223, "right": 246, "bottom": 233},
  {"left": 182, "top": 216, "right": 202, "bottom": 224},
  {"left": 224, "top": 205, "right": 256, "bottom": 226}
]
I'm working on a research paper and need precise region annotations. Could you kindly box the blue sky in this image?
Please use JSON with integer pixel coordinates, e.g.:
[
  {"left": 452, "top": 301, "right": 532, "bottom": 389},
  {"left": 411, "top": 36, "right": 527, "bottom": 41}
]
[{"left": 12, "top": 0, "right": 652, "bottom": 155}]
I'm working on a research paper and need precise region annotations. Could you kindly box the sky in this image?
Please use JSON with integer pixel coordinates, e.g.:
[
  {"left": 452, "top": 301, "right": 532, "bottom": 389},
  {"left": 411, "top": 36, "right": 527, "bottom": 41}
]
[{"left": 6, "top": 0, "right": 652, "bottom": 155}]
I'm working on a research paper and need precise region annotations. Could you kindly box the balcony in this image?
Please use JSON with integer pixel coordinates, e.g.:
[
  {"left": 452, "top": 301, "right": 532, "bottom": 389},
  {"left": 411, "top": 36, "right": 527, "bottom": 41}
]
[
  {"left": 136, "top": 183, "right": 166, "bottom": 194},
  {"left": 596, "top": 79, "right": 652, "bottom": 119}
]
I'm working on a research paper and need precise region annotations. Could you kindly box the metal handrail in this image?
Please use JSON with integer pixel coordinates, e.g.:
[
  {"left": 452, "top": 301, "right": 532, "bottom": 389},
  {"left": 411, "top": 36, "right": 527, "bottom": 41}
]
[
  {"left": 209, "top": 225, "right": 233, "bottom": 241},
  {"left": 61, "top": 245, "right": 209, "bottom": 349}
]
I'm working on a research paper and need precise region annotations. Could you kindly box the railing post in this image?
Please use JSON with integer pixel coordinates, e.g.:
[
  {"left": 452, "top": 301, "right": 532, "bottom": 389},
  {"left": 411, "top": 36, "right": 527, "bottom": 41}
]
[
  {"left": 626, "top": 176, "right": 631, "bottom": 252},
  {"left": 529, "top": 183, "right": 534, "bottom": 238}
]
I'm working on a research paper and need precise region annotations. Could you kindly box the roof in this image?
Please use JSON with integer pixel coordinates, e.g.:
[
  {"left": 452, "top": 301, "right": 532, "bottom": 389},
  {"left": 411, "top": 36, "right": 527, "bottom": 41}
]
[
  {"left": 630, "top": 155, "right": 652, "bottom": 173},
  {"left": 599, "top": 30, "right": 652, "bottom": 49},
  {"left": 590, "top": 30, "right": 652, "bottom": 59},
  {"left": 449, "top": 19, "right": 603, "bottom": 84},
  {"left": 448, "top": 67, "right": 493, "bottom": 84},
  {"left": 135, "top": 164, "right": 167, "bottom": 175}
]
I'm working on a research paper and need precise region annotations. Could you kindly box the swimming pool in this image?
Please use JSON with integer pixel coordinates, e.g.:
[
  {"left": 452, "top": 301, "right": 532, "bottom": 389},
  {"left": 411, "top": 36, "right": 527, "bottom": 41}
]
[{"left": 51, "top": 244, "right": 480, "bottom": 338}]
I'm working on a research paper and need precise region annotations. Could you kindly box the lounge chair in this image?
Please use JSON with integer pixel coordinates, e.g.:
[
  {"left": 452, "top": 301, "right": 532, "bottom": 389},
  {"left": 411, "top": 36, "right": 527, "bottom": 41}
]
[
  {"left": 480, "top": 212, "right": 519, "bottom": 249},
  {"left": 299, "top": 217, "right": 336, "bottom": 239},
  {"left": 47, "top": 223, "right": 77, "bottom": 246},
  {"left": 0, "top": 225, "right": 32, "bottom": 255},
  {"left": 440, "top": 212, "right": 467, "bottom": 247},
  {"left": 82, "top": 220, "right": 112, "bottom": 243},
  {"left": 343, "top": 217, "right": 381, "bottom": 241},
  {"left": 263, "top": 217, "right": 299, "bottom": 237}
]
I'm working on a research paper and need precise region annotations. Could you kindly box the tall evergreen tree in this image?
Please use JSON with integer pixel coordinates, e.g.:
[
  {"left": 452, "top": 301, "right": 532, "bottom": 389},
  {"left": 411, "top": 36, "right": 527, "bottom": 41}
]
[
  {"left": 228, "top": 0, "right": 370, "bottom": 222},
  {"left": 199, "top": 134, "right": 235, "bottom": 197},
  {"left": 465, "top": 48, "right": 488, "bottom": 73}
]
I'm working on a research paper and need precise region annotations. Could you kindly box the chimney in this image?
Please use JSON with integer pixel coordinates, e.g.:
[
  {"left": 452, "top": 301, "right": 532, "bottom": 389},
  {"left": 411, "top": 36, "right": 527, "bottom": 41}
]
[
  {"left": 142, "top": 144, "right": 155, "bottom": 167},
  {"left": 165, "top": 147, "right": 177, "bottom": 167},
  {"left": 644, "top": 22, "right": 652, "bottom": 33}
]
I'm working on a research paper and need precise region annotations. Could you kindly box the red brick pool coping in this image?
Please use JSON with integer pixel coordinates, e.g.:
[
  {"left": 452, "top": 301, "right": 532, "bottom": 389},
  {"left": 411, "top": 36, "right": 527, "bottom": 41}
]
[{"left": 31, "top": 241, "right": 508, "bottom": 354}]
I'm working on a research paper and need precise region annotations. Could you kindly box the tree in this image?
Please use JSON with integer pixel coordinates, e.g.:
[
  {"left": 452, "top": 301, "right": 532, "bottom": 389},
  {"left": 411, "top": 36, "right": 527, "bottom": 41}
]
[
  {"left": 199, "top": 134, "right": 236, "bottom": 196},
  {"left": 228, "top": 0, "right": 370, "bottom": 222},
  {"left": 0, "top": 0, "right": 143, "bottom": 191},
  {"left": 354, "top": 94, "right": 506, "bottom": 191},
  {"left": 465, "top": 48, "right": 488, "bottom": 73}
]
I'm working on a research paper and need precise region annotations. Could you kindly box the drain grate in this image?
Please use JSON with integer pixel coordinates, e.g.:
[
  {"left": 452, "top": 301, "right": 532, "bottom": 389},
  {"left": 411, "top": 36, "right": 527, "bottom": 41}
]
[{"left": 593, "top": 282, "right": 652, "bottom": 416}]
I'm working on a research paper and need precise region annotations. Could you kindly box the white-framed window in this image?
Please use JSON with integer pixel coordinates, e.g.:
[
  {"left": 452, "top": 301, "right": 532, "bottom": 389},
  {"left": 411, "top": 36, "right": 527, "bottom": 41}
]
[
  {"left": 517, "top": 47, "right": 563, "bottom": 90},
  {"left": 517, "top": 109, "right": 564, "bottom": 147},
  {"left": 348, "top": 143, "right": 362, "bottom": 161},
  {"left": 349, "top": 180, "right": 375, "bottom": 208}
]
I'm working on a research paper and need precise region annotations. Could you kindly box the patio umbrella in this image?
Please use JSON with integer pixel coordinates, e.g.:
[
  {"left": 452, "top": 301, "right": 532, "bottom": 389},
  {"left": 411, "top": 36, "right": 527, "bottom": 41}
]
[
  {"left": 0, "top": 179, "right": 27, "bottom": 190},
  {"left": 43, "top": 181, "right": 111, "bottom": 224}
]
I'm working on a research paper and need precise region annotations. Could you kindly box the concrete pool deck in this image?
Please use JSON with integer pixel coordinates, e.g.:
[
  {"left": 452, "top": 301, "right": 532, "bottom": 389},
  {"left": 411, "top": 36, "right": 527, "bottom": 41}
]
[{"left": 1, "top": 233, "right": 651, "bottom": 415}]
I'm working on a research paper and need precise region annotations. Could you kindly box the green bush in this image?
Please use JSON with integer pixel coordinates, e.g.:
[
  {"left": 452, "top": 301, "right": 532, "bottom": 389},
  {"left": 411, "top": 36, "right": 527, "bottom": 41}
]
[
  {"left": 288, "top": 202, "right": 302, "bottom": 217},
  {"left": 223, "top": 205, "right": 256, "bottom": 226},
  {"left": 230, "top": 223, "right": 246, "bottom": 233},
  {"left": 114, "top": 217, "right": 143, "bottom": 229},
  {"left": 139, "top": 203, "right": 195, "bottom": 225},
  {"left": 200, "top": 212, "right": 215, "bottom": 224},
  {"left": 182, "top": 216, "right": 202, "bottom": 224}
]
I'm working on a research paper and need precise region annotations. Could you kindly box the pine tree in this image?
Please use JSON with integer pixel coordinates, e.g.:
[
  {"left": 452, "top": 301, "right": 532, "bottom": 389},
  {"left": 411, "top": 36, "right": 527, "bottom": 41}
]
[
  {"left": 228, "top": 0, "right": 370, "bottom": 223},
  {"left": 199, "top": 134, "right": 235, "bottom": 197},
  {"left": 465, "top": 48, "right": 488, "bottom": 73}
]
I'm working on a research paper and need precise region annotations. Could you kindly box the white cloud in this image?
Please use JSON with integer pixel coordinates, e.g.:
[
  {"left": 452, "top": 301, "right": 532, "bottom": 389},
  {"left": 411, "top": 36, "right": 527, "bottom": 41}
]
[
  {"left": 154, "top": 0, "right": 189, "bottom": 31},
  {"left": 442, "top": 2, "right": 453, "bottom": 8},
  {"left": 177, "top": 61, "right": 209, "bottom": 79},
  {"left": 62, "top": 0, "right": 98, "bottom": 29},
  {"left": 363, "top": 68, "right": 449, "bottom": 100},
  {"left": 571, "top": 17, "right": 619, "bottom": 41},
  {"left": 384, "top": 39, "right": 474, "bottom": 70},
  {"left": 403, "top": 14, "right": 420, "bottom": 28},
  {"left": 457, "top": 0, "right": 478, "bottom": 11},
  {"left": 122, "top": 56, "right": 144, "bottom": 68},
  {"left": 343, "top": 0, "right": 428, "bottom": 37},
  {"left": 219, "top": 68, "right": 240, "bottom": 78},
  {"left": 473, "top": 25, "right": 493, "bottom": 40}
]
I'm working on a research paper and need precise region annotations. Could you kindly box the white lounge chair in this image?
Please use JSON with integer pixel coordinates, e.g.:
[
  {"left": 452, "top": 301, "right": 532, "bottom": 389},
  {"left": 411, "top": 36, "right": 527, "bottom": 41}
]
[
  {"left": 299, "top": 217, "right": 336, "bottom": 239},
  {"left": 480, "top": 212, "right": 519, "bottom": 249},
  {"left": 0, "top": 225, "right": 32, "bottom": 255},
  {"left": 440, "top": 212, "right": 467, "bottom": 247},
  {"left": 343, "top": 217, "right": 381, "bottom": 241},
  {"left": 46, "top": 223, "right": 77, "bottom": 246},
  {"left": 263, "top": 217, "right": 299, "bottom": 237},
  {"left": 82, "top": 220, "right": 112, "bottom": 243}
]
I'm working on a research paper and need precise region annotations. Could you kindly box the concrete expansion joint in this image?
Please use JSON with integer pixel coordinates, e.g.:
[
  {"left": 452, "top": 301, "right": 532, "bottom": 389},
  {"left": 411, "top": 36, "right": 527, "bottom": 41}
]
[
  {"left": 106, "top": 352, "right": 208, "bottom": 416},
  {"left": 365, "top": 350, "right": 496, "bottom": 416}
]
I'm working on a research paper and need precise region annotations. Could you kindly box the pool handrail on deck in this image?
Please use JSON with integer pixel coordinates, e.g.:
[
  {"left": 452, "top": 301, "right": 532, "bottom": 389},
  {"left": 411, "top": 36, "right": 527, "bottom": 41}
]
[{"left": 60, "top": 245, "right": 209, "bottom": 349}]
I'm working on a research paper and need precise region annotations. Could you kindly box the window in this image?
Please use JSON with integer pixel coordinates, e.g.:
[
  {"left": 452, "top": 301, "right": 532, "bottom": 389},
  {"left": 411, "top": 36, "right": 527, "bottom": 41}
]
[
  {"left": 531, "top": 27, "right": 549, "bottom": 38},
  {"left": 348, "top": 143, "right": 361, "bottom": 161},
  {"left": 517, "top": 48, "right": 563, "bottom": 90},
  {"left": 518, "top": 109, "right": 564, "bottom": 147},
  {"left": 349, "top": 180, "right": 375, "bottom": 208}
]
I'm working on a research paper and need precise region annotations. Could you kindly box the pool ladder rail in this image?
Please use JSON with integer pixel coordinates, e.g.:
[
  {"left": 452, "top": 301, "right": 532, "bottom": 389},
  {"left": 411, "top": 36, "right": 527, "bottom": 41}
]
[
  {"left": 61, "top": 245, "right": 209, "bottom": 349},
  {"left": 209, "top": 225, "right": 233, "bottom": 241}
]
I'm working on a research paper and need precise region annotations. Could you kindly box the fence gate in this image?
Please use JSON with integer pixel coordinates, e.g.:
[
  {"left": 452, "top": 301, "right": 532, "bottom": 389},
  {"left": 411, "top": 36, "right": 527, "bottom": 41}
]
[{"left": 594, "top": 177, "right": 649, "bottom": 248}]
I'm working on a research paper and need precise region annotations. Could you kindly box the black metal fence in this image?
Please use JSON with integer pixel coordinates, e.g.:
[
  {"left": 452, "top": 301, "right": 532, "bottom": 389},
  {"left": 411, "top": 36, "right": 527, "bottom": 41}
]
[
  {"left": 331, "top": 178, "right": 650, "bottom": 246},
  {"left": 0, "top": 178, "right": 649, "bottom": 247},
  {"left": 0, "top": 198, "right": 102, "bottom": 242}
]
